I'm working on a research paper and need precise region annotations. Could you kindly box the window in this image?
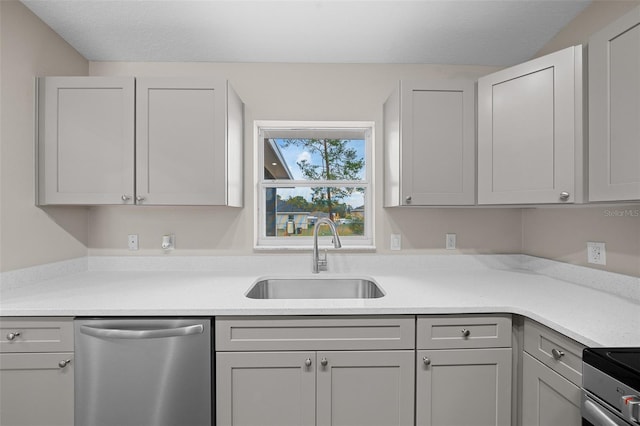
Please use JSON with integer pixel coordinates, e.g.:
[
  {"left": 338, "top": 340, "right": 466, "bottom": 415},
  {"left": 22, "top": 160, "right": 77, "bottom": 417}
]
[{"left": 255, "top": 121, "right": 374, "bottom": 249}]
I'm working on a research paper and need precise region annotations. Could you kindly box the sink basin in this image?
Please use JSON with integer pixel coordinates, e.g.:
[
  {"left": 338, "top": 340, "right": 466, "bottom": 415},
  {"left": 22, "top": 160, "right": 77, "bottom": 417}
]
[{"left": 246, "top": 277, "right": 385, "bottom": 299}]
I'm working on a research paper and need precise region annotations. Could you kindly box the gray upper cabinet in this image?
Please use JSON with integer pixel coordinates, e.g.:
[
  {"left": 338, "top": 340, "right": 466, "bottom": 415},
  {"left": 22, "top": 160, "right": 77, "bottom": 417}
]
[
  {"left": 136, "top": 78, "right": 243, "bottom": 206},
  {"left": 589, "top": 6, "right": 640, "bottom": 202},
  {"left": 37, "top": 77, "right": 135, "bottom": 205},
  {"left": 478, "top": 46, "right": 585, "bottom": 205},
  {"left": 38, "top": 76, "right": 243, "bottom": 206},
  {"left": 384, "top": 80, "right": 476, "bottom": 206}
]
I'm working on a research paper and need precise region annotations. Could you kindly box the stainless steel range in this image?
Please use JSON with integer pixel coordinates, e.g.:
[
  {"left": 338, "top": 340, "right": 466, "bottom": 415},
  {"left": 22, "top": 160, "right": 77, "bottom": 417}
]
[{"left": 582, "top": 348, "right": 640, "bottom": 426}]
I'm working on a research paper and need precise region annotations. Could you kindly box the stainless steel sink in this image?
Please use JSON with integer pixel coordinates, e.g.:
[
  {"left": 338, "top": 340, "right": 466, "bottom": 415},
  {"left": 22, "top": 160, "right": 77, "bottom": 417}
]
[{"left": 246, "top": 277, "right": 385, "bottom": 299}]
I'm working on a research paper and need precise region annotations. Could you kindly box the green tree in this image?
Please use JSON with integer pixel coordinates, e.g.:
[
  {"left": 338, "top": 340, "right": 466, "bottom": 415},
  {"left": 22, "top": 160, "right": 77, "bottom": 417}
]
[
  {"left": 281, "top": 138, "right": 364, "bottom": 220},
  {"left": 283, "top": 195, "right": 311, "bottom": 211}
]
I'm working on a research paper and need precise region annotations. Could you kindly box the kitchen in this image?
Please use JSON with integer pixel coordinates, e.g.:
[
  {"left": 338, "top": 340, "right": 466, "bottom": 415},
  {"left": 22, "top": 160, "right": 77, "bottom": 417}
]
[{"left": 1, "top": 1, "right": 639, "bottom": 425}]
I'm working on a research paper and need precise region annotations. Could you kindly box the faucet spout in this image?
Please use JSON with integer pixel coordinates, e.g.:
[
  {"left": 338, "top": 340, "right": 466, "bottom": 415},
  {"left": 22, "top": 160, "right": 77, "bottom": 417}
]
[{"left": 313, "top": 218, "right": 342, "bottom": 273}]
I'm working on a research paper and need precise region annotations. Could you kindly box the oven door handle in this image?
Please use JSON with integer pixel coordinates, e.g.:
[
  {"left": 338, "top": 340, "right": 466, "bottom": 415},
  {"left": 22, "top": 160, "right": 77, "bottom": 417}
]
[{"left": 584, "top": 399, "right": 623, "bottom": 426}]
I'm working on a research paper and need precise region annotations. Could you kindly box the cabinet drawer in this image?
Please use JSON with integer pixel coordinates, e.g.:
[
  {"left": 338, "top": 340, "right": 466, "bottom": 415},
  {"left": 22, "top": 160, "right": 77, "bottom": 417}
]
[
  {"left": 215, "top": 316, "right": 415, "bottom": 351},
  {"left": 523, "top": 318, "right": 584, "bottom": 386},
  {"left": 417, "top": 315, "right": 512, "bottom": 349},
  {"left": 0, "top": 318, "right": 73, "bottom": 353}
]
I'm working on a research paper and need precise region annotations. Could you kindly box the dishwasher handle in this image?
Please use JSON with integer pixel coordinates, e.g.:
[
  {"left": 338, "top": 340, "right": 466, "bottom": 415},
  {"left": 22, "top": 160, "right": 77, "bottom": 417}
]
[{"left": 80, "top": 323, "right": 204, "bottom": 339}]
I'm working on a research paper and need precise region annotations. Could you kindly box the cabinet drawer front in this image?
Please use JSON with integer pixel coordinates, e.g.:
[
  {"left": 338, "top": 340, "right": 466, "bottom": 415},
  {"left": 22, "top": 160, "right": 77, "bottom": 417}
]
[
  {"left": 417, "top": 315, "right": 512, "bottom": 349},
  {"left": 0, "top": 318, "right": 73, "bottom": 353},
  {"left": 523, "top": 319, "right": 584, "bottom": 386},
  {"left": 215, "top": 316, "right": 415, "bottom": 351}
]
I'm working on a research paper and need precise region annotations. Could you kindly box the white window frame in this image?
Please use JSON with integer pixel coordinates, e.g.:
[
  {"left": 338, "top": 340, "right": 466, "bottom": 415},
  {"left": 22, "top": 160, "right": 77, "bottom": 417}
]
[{"left": 254, "top": 120, "right": 375, "bottom": 250}]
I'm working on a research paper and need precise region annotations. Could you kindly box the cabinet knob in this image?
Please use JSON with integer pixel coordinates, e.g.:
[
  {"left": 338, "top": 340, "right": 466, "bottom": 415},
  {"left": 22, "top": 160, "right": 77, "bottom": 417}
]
[
  {"left": 320, "top": 357, "right": 328, "bottom": 366},
  {"left": 121, "top": 195, "right": 132, "bottom": 201},
  {"left": 461, "top": 328, "right": 471, "bottom": 337},
  {"left": 559, "top": 191, "right": 570, "bottom": 201},
  {"left": 6, "top": 332, "right": 20, "bottom": 341},
  {"left": 58, "top": 359, "right": 71, "bottom": 368},
  {"left": 423, "top": 356, "right": 431, "bottom": 366},
  {"left": 136, "top": 195, "right": 145, "bottom": 202},
  {"left": 305, "top": 358, "right": 312, "bottom": 367},
  {"left": 551, "top": 348, "right": 565, "bottom": 360},
  {"left": 405, "top": 196, "right": 412, "bottom": 204}
]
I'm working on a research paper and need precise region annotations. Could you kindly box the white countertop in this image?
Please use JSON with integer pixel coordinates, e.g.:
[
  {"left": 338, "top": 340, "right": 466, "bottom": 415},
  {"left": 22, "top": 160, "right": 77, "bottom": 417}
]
[{"left": 1, "top": 254, "right": 638, "bottom": 348}]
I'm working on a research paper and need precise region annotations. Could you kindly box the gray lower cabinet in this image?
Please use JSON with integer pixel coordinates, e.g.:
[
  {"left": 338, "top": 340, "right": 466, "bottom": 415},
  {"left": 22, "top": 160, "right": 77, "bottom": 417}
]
[
  {"left": 0, "top": 318, "right": 74, "bottom": 426},
  {"left": 521, "top": 318, "right": 584, "bottom": 426},
  {"left": 417, "top": 348, "right": 512, "bottom": 426},
  {"left": 216, "top": 351, "right": 316, "bottom": 426},
  {"left": 416, "top": 315, "right": 513, "bottom": 426},
  {"left": 521, "top": 352, "right": 581, "bottom": 426},
  {"left": 215, "top": 316, "right": 416, "bottom": 426}
]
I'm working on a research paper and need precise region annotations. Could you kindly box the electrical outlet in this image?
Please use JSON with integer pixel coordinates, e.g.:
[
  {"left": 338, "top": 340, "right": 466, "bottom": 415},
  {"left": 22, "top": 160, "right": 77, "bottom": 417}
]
[
  {"left": 162, "top": 234, "right": 175, "bottom": 251},
  {"left": 390, "top": 234, "right": 401, "bottom": 251},
  {"left": 446, "top": 233, "right": 456, "bottom": 250},
  {"left": 127, "top": 234, "right": 138, "bottom": 251},
  {"left": 587, "top": 242, "right": 606, "bottom": 265}
]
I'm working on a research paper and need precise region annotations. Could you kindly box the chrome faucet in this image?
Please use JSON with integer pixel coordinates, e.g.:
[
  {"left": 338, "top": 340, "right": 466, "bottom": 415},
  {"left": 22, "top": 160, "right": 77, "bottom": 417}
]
[{"left": 312, "top": 218, "right": 342, "bottom": 273}]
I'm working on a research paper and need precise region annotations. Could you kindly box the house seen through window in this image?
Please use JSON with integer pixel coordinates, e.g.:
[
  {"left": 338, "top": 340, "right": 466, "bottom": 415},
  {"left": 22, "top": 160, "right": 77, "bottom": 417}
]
[{"left": 256, "top": 122, "right": 373, "bottom": 248}]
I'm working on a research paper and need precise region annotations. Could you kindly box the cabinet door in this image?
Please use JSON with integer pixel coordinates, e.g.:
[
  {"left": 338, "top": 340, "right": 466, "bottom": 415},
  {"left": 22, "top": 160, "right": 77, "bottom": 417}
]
[
  {"left": 38, "top": 76, "right": 135, "bottom": 205},
  {"left": 136, "top": 77, "right": 231, "bottom": 205},
  {"left": 521, "top": 352, "right": 581, "bottom": 426},
  {"left": 0, "top": 353, "right": 73, "bottom": 426},
  {"left": 416, "top": 348, "right": 512, "bottom": 426},
  {"left": 589, "top": 6, "right": 640, "bottom": 201},
  {"left": 216, "top": 351, "right": 316, "bottom": 426},
  {"left": 384, "top": 80, "right": 475, "bottom": 206},
  {"left": 402, "top": 81, "right": 475, "bottom": 205},
  {"left": 478, "top": 46, "right": 583, "bottom": 204},
  {"left": 316, "top": 350, "right": 414, "bottom": 426}
]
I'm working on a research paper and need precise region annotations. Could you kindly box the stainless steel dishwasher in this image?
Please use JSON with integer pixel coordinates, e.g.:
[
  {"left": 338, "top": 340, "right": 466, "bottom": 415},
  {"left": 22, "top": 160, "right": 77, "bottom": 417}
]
[{"left": 75, "top": 318, "right": 212, "bottom": 426}]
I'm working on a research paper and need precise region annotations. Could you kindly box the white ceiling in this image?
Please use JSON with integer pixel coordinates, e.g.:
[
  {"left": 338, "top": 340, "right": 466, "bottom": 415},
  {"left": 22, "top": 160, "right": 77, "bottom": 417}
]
[{"left": 21, "top": 0, "right": 591, "bottom": 66}]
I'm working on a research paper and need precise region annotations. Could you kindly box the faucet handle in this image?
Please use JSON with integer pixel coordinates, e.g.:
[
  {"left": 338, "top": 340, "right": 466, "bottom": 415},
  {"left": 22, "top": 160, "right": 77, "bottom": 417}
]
[{"left": 317, "top": 249, "right": 328, "bottom": 271}]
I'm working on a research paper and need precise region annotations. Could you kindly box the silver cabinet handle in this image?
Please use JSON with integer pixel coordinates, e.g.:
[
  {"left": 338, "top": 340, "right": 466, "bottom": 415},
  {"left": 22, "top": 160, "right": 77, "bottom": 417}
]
[
  {"left": 58, "top": 359, "right": 71, "bottom": 368},
  {"left": 551, "top": 348, "right": 565, "bottom": 360},
  {"left": 121, "top": 195, "right": 132, "bottom": 201},
  {"left": 80, "top": 324, "right": 204, "bottom": 339},
  {"left": 423, "top": 356, "right": 431, "bottom": 366},
  {"left": 305, "top": 358, "right": 312, "bottom": 367},
  {"left": 461, "top": 328, "right": 470, "bottom": 337},
  {"left": 136, "top": 195, "right": 145, "bottom": 202},
  {"left": 320, "top": 357, "right": 328, "bottom": 366},
  {"left": 560, "top": 191, "right": 570, "bottom": 201},
  {"left": 6, "top": 332, "right": 20, "bottom": 341},
  {"left": 405, "top": 196, "right": 412, "bottom": 204}
]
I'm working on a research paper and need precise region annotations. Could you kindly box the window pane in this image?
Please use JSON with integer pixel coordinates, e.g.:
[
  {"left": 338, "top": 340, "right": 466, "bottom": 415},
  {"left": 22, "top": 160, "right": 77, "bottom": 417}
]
[
  {"left": 265, "top": 187, "right": 366, "bottom": 237},
  {"left": 264, "top": 138, "right": 366, "bottom": 181}
]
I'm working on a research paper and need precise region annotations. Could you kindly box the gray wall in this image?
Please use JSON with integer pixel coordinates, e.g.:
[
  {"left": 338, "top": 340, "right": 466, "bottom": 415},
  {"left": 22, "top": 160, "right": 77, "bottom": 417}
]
[{"left": 0, "top": 1, "right": 89, "bottom": 272}]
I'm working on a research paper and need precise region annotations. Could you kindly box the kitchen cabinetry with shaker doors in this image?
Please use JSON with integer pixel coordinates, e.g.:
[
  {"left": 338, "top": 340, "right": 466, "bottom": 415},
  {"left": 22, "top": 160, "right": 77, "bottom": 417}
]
[
  {"left": 136, "top": 78, "right": 243, "bottom": 206},
  {"left": 37, "top": 76, "right": 243, "bottom": 206},
  {"left": 589, "top": 5, "right": 640, "bottom": 202},
  {"left": 477, "top": 45, "right": 585, "bottom": 205},
  {"left": 416, "top": 315, "right": 513, "bottom": 426},
  {"left": 0, "top": 317, "right": 74, "bottom": 426},
  {"left": 215, "top": 316, "right": 415, "bottom": 426},
  {"left": 384, "top": 80, "right": 476, "bottom": 206},
  {"left": 521, "top": 318, "right": 584, "bottom": 426},
  {"left": 37, "top": 76, "right": 135, "bottom": 205}
]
